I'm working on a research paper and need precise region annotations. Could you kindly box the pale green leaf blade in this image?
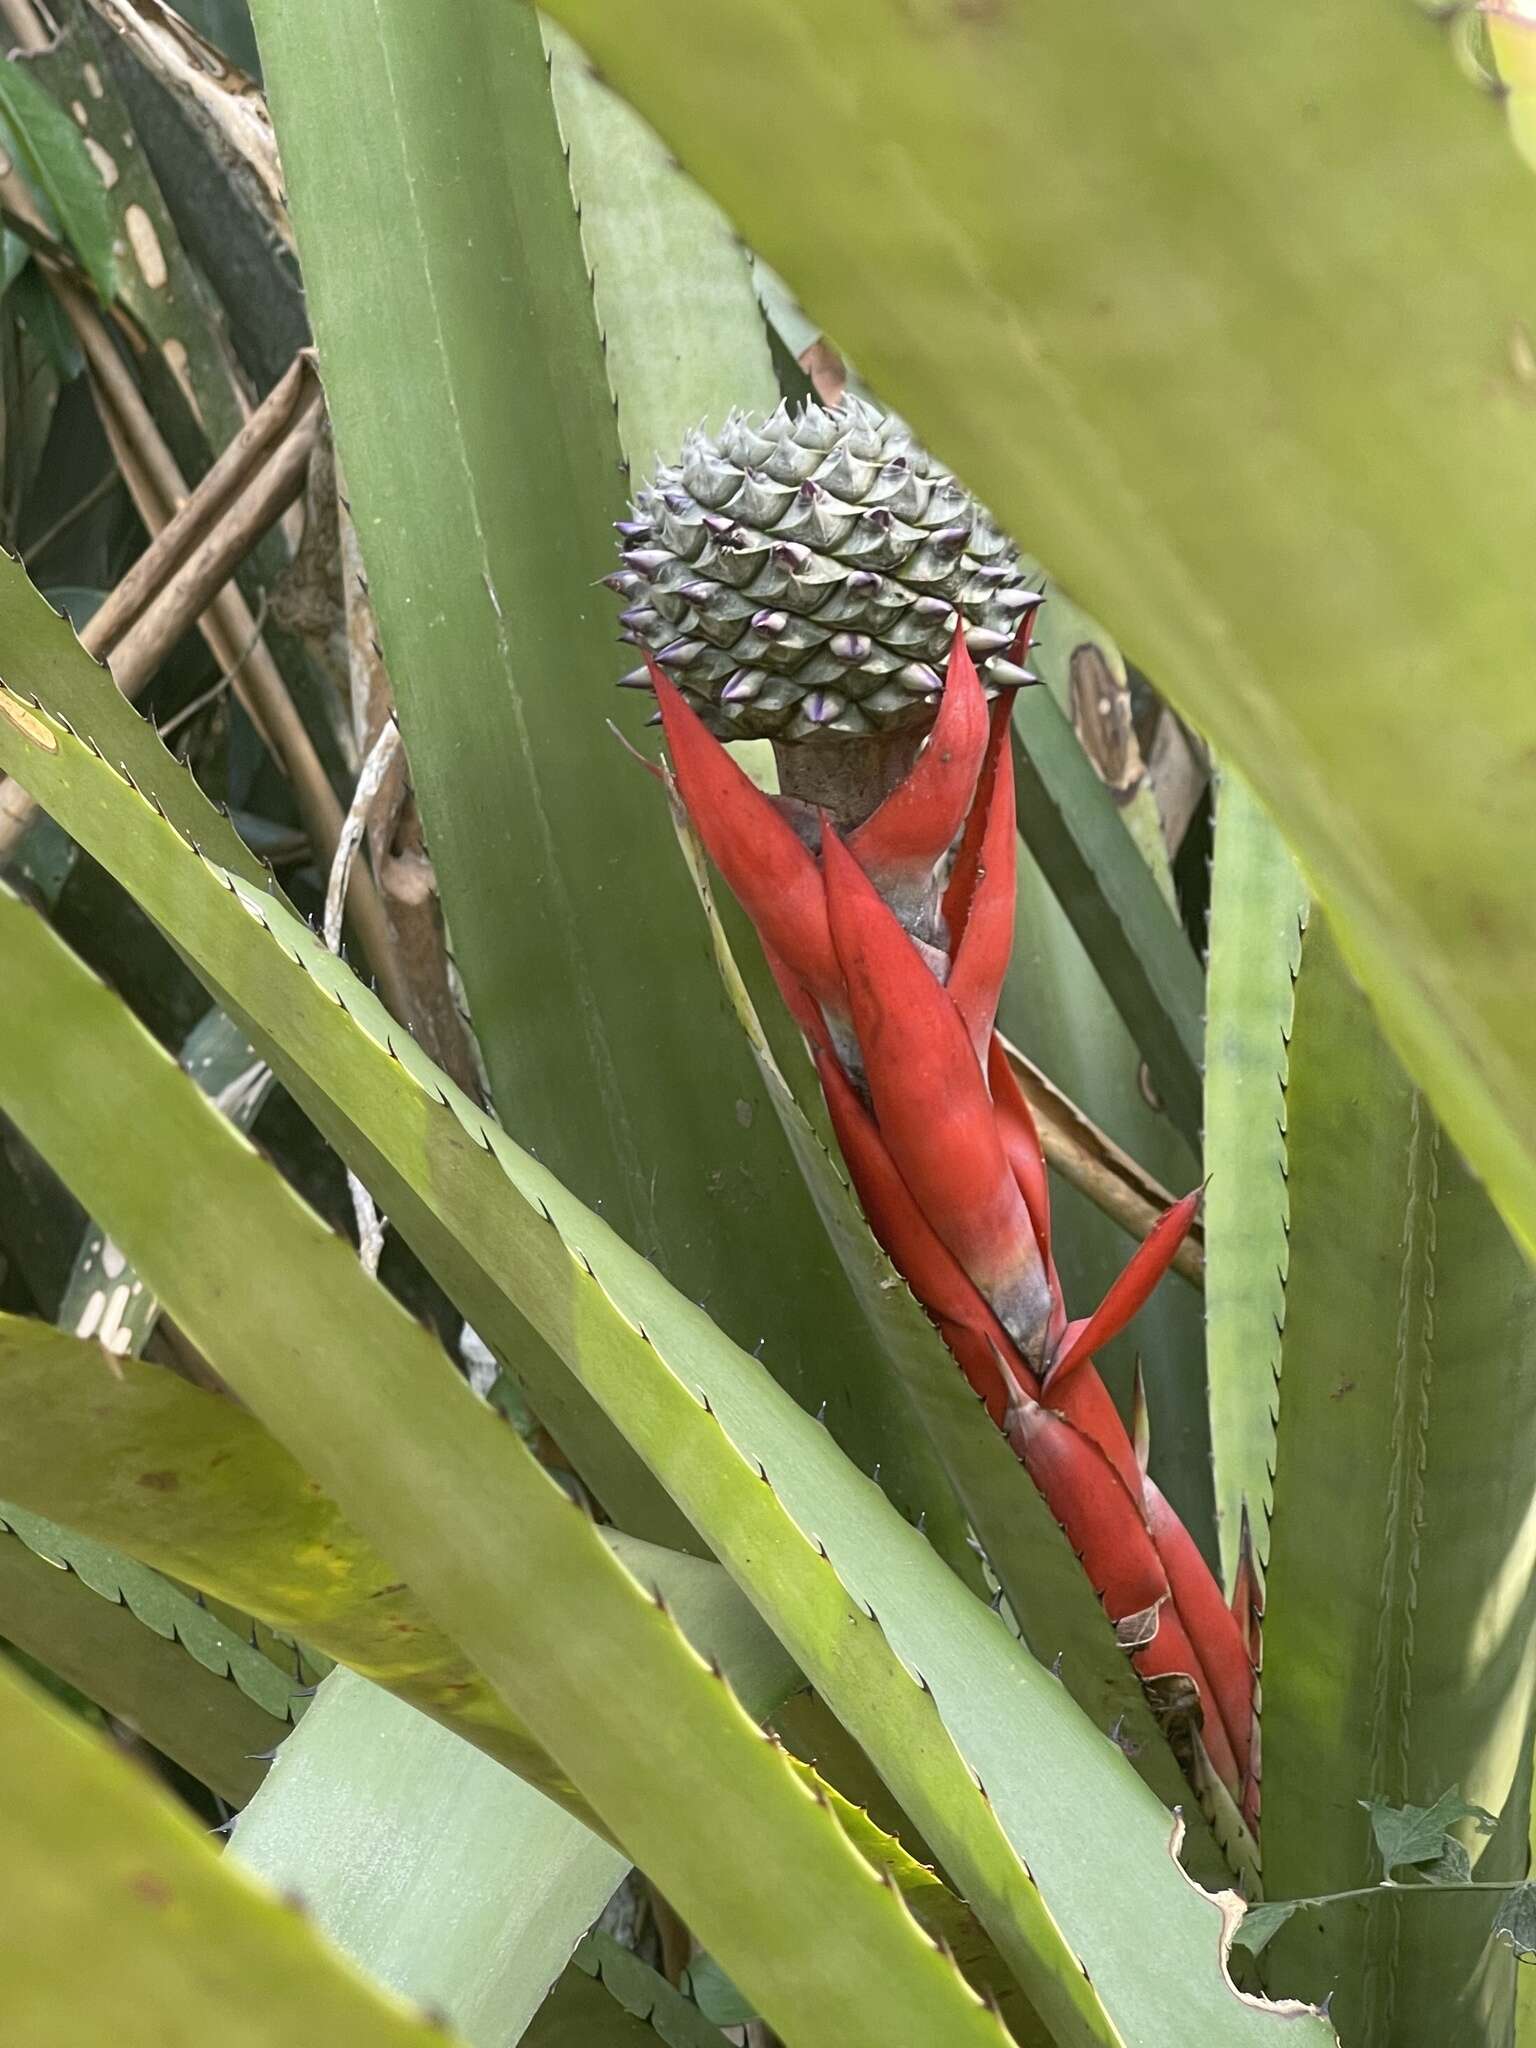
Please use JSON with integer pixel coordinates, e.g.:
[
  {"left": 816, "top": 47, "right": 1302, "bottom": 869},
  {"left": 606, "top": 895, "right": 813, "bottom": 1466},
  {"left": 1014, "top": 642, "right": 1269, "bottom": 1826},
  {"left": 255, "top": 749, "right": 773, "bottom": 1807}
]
[
  {"left": 544, "top": 20, "right": 777, "bottom": 467},
  {"left": 533, "top": 0, "right": 1536, "bottom": 1266},
  {"left": 1202, "top": 769, "right": 1306, "bottom": 1586},
  {"left": 233, "top": 1669, "right": 627, "bottom": 2048},
  {"left": 0, "top": 1656, "right": 469, "bottom": 2046},
  {"left": 1262, "top": 916, "right": 1536, "bottom": 2046}
]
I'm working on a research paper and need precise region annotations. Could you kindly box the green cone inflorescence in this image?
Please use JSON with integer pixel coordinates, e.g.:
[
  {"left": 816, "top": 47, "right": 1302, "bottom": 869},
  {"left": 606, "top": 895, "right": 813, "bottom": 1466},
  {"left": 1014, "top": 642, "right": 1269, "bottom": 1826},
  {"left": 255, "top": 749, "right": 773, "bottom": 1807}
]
[{"left": 608, "top": 399, "right": 1039, "bottom": 744}]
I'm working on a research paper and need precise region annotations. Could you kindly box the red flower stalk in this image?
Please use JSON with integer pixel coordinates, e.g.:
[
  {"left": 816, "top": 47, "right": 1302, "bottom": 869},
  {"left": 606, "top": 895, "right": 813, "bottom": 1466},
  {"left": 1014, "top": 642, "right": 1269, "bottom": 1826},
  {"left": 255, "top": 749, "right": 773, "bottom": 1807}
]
[{"left": 650, "top": 628, "right": 1257, "bottom": 1829}]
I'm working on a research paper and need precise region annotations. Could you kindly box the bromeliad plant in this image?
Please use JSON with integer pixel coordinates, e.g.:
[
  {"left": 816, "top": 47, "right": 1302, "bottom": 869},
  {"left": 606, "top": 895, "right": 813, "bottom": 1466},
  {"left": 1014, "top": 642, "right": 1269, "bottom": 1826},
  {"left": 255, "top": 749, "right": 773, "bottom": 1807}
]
[
  {"left": 1, "top": 3, "right": 1536, "bottom": 2047},
  {"left": 618, "top": 404, "right": 1253, "bottom": 1837}
]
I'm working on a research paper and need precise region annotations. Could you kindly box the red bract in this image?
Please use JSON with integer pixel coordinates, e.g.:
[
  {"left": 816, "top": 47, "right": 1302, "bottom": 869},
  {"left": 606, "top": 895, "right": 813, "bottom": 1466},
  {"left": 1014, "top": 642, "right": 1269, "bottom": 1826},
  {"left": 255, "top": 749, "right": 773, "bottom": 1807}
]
[
  {"left": 1000, "top": 1378, "right": 1168, "bottom": 1623},
  {"left": 942, "top": 691, "right": 1012, "bottom": 955},
  {"left": 651, "top": 645, "right": 1256, "bottom": 1838},
  {"left": 821, "top": 823, "right": 1054, "bottom": 1363},
  {"left": 947, "top": 694, "right": 1018, "bottom": 1058},
  {"left": 814, "top": 1044, "right": 1025, "bottom": 1423},
  {"left": 986, "top": 1033, "right": 1054, "bottom": 1278},
  {"left": 1045, "top": 1187, "right": 1203, "bottom": 1389},
  {"left": 1143, "top": 1475, "right": 1255, "bottom": 1793},
  {"left": 849, "top": 626, "right": 988, "bottom": 926},
  {"left": 1050, "top": 1362, "right": 1142, "bottom": 1501},
  {"left": 651, "top": 662, "right": 846, "bottom": 1027}
]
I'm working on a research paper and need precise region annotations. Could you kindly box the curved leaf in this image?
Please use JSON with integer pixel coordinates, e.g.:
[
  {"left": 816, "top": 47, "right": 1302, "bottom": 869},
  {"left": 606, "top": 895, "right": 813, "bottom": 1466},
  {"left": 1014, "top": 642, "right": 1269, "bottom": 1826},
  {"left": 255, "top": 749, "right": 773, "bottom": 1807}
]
[
  {"left": 0, "top": 1314, "right": 795, "bottom": 1836},
  {"left": 0, "top": 1655, "right": 466, "bottom": 2046}
]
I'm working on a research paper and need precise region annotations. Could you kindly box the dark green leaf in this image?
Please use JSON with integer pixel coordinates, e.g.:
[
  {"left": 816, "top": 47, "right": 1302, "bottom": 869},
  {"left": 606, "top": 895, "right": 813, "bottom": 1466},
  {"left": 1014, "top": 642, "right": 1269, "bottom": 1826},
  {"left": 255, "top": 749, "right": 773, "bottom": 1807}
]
[
  {"left": 0, "top": 226, "right": 29, "bottom": 293},
  {"left": 1010, "top": 683, "right": 1204, "bottom": 1150},
  {"left": 0, "top": 58, "right": 116, "bottom": 299},
  {"left": 10, "top": 263, "right": 82, "bottom": 382},
  {"left": 1231, "top": 1902, "right": 1299, "bottom": 1959},
  {"left": 1261, "top": 916, "right": 1536, "bottom": 2042},
  {"left": 1492, "top": 1885, "right": 1536, "bottom": 1963},
  {"left": 25, "top": 19, "right": 247, "bottom": 450},
  {"left": 0, "top": 1503, "right": 293, "bottom": 1803},
  {"left": 1361, "top": 1790, "right": 1496, "bottom": 1881},
  {"left": 577, "top": 1935, "right": 731, "bottom": 2048},
  {"left": 681, "top": 1953, "right": 757, "bottom": 2026},
  {"left": 59, "top": 1006, "right": 271, "bottom": 1361}
]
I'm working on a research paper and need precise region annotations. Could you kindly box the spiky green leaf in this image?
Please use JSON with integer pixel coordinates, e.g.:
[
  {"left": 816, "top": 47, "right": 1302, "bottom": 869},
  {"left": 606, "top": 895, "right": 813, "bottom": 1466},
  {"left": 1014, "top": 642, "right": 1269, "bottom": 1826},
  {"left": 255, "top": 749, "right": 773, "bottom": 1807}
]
[
  {"left": 1263, "top": 916, "right": 1536, "bottom": 2046},
  {"left": 1203, "top": 769, "right": 1306, "bottom": 1586},
  {"left": 533, "top": 1935, "right": 727, "bottom": 2048},
  {"left": 0, "top": 1314, "right": 794, "bottom": 1835},
  {"left": 0, "top": 1501, "right": 292, "bottom": 1802}
]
